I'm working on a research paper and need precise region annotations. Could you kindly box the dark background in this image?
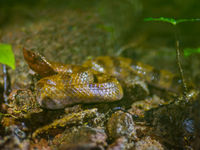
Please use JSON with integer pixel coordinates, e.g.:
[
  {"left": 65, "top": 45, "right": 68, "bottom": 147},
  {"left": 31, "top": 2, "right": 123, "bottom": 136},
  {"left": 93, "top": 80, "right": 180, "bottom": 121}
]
[{"left": 0, "top": 0, "right": 200, "bottom": 48}]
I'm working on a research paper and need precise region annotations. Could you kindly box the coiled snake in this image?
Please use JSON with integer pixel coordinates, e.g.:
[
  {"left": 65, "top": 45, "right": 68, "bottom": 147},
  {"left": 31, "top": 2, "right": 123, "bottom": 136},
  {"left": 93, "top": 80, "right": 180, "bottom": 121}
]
[{"left": 23, "top": 49, "right": 188, "bottom": 109}]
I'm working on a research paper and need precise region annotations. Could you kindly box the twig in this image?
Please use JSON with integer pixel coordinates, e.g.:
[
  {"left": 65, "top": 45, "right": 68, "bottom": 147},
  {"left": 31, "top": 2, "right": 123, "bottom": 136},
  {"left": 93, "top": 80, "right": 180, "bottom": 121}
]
[
  {"left": 3, "top": 65, "right": 11, "bottom": 103},
  {"left": 174, "top": 27, "right": 188, "bottom": 99}
]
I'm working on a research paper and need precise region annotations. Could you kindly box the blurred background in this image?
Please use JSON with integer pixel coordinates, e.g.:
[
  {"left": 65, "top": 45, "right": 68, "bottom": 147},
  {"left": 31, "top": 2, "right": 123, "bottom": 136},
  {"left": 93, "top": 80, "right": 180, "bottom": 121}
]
[
  {"left": 1, "top": 0, "right": 200, "bottom": 46},
  {"left": 0, "top": 0, "right": 200, "bottom": 78}
]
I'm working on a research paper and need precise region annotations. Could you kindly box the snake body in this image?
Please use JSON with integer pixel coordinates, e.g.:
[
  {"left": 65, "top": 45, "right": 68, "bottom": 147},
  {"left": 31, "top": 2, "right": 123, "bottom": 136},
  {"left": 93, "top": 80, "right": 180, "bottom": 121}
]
[
  {"left": 23, "top": 49, "right": 123, "bottom": 109},
  {"left": 83, "top": 56, "right": 186, "bottom": 92},
  {"left": 23, "top": 49, "right": 187, "bottom": 109},
  {"left": 36, "top": 71, "right": 123, "bottom": 109}
]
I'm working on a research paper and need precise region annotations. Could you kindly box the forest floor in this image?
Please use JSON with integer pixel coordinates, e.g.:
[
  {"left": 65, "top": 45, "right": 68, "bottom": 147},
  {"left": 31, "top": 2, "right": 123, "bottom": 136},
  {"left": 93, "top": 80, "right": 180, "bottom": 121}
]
[{"left": 0, "top": 2, "right": 200, "bottom": 150}]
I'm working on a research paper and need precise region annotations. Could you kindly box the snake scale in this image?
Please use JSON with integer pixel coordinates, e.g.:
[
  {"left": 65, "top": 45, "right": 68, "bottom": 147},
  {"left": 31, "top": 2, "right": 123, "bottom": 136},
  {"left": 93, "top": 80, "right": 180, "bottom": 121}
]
[{"left": 23, "top": 49, "right": 187, "bottom": 109}]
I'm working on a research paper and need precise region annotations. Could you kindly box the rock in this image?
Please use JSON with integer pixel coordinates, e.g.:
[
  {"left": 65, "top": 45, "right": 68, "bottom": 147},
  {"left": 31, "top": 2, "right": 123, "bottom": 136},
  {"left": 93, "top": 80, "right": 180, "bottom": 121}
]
[
  {"left": 52, "top": 126, "right": 107, "bottom": 149},
  {"left": 134, "top": 136, "right": 164, "bottom": 150},
  {"left": 106, "top": 110, "right": 136, "bottom": 140}
]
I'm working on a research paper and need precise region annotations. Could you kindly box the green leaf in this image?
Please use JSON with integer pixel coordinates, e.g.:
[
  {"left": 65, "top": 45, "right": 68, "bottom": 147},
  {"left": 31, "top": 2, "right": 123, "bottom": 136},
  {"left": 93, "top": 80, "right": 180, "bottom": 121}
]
[
  {"left": 144, "top": 17, "right": 200, "bottom": 25},
  {"left": 0, "top": 43, "right": 15, "bottom": 69},
  {"left": 183, "top": 47, "right": 200, "bottom": 57}
]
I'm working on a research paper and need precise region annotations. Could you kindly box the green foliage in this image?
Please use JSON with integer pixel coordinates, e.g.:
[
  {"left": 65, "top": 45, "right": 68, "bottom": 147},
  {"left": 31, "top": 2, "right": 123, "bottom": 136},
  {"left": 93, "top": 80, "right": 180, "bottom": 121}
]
[
  {"left": 143, "top": 17, "right": 200, "bottom": 96},
  {"left": 184, "top": 47, "right": 200, "bottom": 57},
  {"left": 0, "top": 43, "right": 15, "bottom": 69},
  {"left": 144, "top": 17, "right": 200, "bottom": 25}
]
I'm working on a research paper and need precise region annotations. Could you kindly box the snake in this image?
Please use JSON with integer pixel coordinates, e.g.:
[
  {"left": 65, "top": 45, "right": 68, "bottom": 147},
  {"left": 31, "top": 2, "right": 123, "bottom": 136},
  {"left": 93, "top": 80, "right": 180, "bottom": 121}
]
[
  {"left": 23, "top": 49, "right": 189, "bottom": 109},
  {"left": 23, "top": 49, "right": 123, "bottom": 109}
]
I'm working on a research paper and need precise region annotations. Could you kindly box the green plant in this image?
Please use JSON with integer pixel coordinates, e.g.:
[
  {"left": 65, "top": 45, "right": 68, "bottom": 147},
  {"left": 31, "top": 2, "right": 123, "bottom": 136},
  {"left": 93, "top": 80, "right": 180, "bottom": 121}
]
[
  {"left": 184, "top": 47, "right": 200, "bottom": 57},
  {"left": 0, "top": 43, "right": 15, "bottom": 69},
  {"left": 144, "top": 17, "right": 200, "bottom": 99},
  {"left": 144, "top": 17, "right": 200, "bottom": 25},
  {"left": 0, "top": 43, "right": 15, "bottom": 103}
]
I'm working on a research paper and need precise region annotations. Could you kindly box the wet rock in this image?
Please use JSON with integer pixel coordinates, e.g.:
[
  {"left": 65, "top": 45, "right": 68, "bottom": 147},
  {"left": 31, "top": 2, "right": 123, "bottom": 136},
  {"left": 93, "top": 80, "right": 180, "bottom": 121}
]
[
  {"left": 144, "top": 98, "right": 199, "bottom": 149},
  {"left": 9, "top": 125, "right": 26, "bottom": 141},
  {"left": 32, "top": 108, "right": 99, "bottom": 138},
  {"left": 7, "top": 89, "right": 42, "bottom": 119},
  {"left": 106, "top": 110, "right": 136, "bottom": 140},
  {"left": 134, "top": 136, "right": 164, "bottom": 150},
  {"left": 59, "top": 143, "right": 103, "bottom": 150},
  {"left": 107, "top": 136, "right": 134, "bottom": 150},
  {"left": 52, "top": 126, "right": 107, "bottom": 150},
  {"left": 0, "top": 136, "right": 26, "bottom": 150},
  {"left": 129, "top": 95, "right": 167, "bottom": 118},
  {"left": 122, "top": 76, "right": 149, "bottom": 103},
  {"left": 0, "top": 125, "right": 29, "bottom": 150},
  {"left": 30, "top": 139, "right": 51, "bottom": 150}
]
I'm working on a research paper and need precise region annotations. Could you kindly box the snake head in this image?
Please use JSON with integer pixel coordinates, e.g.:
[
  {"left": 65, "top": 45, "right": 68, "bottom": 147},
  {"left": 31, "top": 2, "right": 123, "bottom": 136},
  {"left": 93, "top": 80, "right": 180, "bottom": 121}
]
[{"left": 23, "top": 48, "right": 57, "bottom": 77}]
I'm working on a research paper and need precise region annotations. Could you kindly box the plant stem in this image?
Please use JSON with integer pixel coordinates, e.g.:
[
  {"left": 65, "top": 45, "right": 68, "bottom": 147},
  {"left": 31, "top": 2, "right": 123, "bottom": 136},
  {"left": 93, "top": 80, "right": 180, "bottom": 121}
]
[
  {"left": 3, "top": 65, "right": 11, "bottom": 103},
  {"left": 174, "top": 27, "right": 188, "bottom": 98}
]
